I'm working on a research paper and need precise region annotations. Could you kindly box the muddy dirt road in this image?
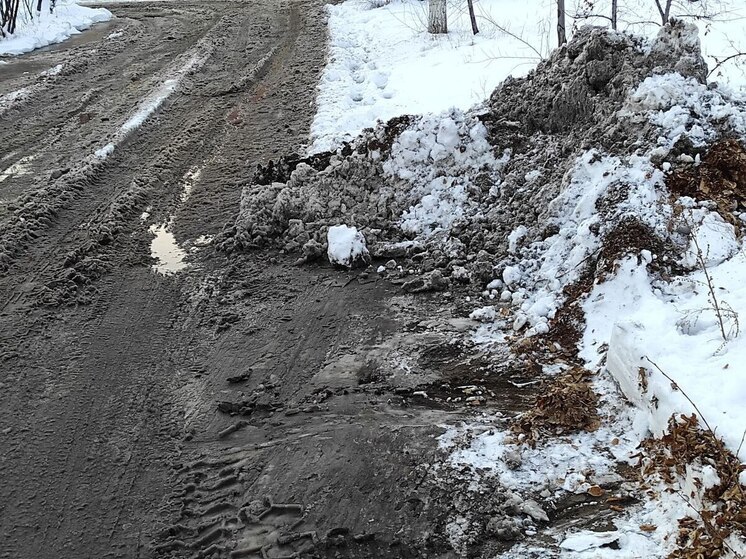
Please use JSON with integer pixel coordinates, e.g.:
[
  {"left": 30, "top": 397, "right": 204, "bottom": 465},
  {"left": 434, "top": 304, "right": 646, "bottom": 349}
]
[{"left": 0, "top": 3, "right": 541, "bottom": 558}]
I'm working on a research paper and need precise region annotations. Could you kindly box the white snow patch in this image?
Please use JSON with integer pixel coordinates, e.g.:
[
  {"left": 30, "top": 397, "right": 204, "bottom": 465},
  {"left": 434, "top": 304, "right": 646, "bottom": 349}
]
[
  {"left": 180, "top": 166, "right": 202, "bottom": 203},
  {"left": 92, "top": 53, "right": 204, "bottom": 159},
  {"left": 0, "top": 154, "right": 37, "bottom": 184},
  {"left": 383, "top": 111, "right": 507, "bottom": 237},
  {"left": 499, "top": 150, "right": 667, "bottom": 338},
  {"left": 623, "top": 73, "right": 746, "bottom": 151},
  {"left": 94, "top": 143, "right": 115, "bottom": 159},
  {"left": 310, "top": 0, "right": 551, "bottom": 152},
  {"left": 596, "top": 251, "right": 746, "bottom": 461},
  {"left": 327, "top": 225, "right": 369, "bottom": 267}
]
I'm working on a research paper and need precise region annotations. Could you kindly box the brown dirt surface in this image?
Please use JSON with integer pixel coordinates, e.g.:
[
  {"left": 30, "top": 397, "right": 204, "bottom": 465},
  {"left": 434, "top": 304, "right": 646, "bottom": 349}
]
[{"left": 0, "top": 5, "right": 548, "bottom": 558}]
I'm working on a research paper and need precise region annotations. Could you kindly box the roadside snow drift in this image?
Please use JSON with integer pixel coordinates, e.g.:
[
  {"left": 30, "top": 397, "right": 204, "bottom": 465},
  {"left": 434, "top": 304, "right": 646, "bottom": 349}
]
[{"left": 0, "top": 0, "right": 112, "bottom": 56}]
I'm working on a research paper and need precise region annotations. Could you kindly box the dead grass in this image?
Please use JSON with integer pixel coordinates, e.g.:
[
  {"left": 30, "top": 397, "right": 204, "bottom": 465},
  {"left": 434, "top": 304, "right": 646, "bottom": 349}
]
[
  {"left": 667, "top": 139, "right": 746, "bottom": 228},
  {"left": 512, "top": 367, "right": 600, "bottom": 445}
]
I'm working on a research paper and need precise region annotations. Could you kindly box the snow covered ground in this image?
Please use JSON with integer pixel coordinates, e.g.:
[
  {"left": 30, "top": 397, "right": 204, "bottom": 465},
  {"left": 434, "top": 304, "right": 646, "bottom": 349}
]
[
  {"left": 0, "top": 0, "right": 112, "bottom": 56},
  {"left": 310, "top": 0, "right": 746, "bottom": 151}
]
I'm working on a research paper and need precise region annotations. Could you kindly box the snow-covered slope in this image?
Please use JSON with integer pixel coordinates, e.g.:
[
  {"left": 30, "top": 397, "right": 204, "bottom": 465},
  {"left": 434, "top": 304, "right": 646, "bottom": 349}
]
[{"left": 310, "top": 0, "right": 746, "bottom": 152}]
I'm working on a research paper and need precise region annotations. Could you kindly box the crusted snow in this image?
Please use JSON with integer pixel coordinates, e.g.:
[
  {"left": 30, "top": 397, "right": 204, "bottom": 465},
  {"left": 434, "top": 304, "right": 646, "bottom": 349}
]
[
  {"left": 384, "top": 112, "right": 508, "bottom": 236},
  {"left": 430, "top": 59, "right": 746, "bottom": 559}
]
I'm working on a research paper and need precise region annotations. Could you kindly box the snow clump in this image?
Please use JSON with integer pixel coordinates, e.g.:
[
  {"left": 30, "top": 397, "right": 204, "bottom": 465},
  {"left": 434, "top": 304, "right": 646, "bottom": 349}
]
[{"left": 326, "top": 225, "right": 370, "bottom": 267}]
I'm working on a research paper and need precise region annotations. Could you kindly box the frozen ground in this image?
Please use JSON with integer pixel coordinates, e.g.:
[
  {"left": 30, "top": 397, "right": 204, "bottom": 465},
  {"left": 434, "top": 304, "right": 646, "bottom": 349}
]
[
  {"left": 310, "top": 0, "right": 746, "bottom": 151},
  {"left": 0, "top": 0, "right": 112, "bottom": 56}
]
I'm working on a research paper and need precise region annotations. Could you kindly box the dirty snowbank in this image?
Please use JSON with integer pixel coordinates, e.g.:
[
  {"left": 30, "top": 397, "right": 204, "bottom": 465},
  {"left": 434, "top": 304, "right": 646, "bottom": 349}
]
[
  {"left": 0, "top": 0, "right": 112, "bottom": 56},
  {"left": 454, "top": 28, "right": 746, "bottom": 559}
]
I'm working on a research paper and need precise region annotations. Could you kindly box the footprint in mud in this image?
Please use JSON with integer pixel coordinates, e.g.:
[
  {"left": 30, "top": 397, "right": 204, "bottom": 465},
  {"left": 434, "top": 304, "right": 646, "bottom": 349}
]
[
  {"left": 154, "top": 454, "right": 316, "bottom": 559},
  {"left": 232, "top": 499, "right": 316, "bottom": 558}
]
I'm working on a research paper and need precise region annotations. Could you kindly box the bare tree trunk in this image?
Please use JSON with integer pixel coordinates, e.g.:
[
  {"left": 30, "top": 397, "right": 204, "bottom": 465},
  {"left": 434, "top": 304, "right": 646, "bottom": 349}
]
[
  {"left": 466, "top": 0, "right": 479, "bottom": 35},
  {"left": 557, "top": 0, "right": 566, "bottom": 45},
  {"left": 654, "top": 0, "right": 673, "bottom": 25},
  {"left": 8, "top": 0, "right": 19, "bottom": 34},
  {"left": 663, "top": 0, "right": 672, "bottom": 23},
  {"left": 428, "top": 0, "right": 447, "bottom": 34},
  {"left": 611, "top": 0, "right": 618, "bottom": 30}
]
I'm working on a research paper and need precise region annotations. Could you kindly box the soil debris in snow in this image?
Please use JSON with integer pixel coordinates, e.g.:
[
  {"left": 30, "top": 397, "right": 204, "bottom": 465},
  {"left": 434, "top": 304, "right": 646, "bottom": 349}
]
[{"left": 224, "top": 20, "right": 717, "bottom": 299}]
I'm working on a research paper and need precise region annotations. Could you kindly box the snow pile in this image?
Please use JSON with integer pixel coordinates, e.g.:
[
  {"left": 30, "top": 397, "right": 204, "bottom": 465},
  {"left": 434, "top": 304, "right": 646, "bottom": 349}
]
[
  {"left": 270, "top": 26, "right": 712, "bottom": 278},
  {"left": 385, "top": 114, "right": 507, "bottom": 236},
  {"left": 0, "top": 0, "right": 112, "bottom": 56},
  {"left": 438, "top": 21, "right": 746, "bottom": 559},
  {"left": 227, "top": 13, "right": 746, "bottom": 555},
  {"left": 326, "top": 225, "right": 370, "bottom": 267},
  {"left": 623, "top": 72, "right": 746, "bottom": 152},
  {"left": 230, "top": 108, "right": 505, "bottom": 268},
  {"left": 501, "top": 152, "right": 669, "bottom": 336}
]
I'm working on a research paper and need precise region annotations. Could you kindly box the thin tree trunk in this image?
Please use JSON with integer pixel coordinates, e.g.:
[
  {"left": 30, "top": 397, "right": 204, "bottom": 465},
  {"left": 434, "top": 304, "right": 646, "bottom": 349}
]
[
  {"left": 556, "top": 0, "right": 566, "bottom": 46},
  {"left": 428, "top": 0, "right": 447, "bottom": 34},
  {"left": 611, "top": 0, "right": 618, "bottom": 30},
  {"left": 655, "top": 0, "right": 673, "bottom": 25},
  {"left": 466, "top": 0, "right": 479, "bottom": 35},
  {"left": 8, "top": 0, "right": 19, "bottom": 34},
  {"left": 663, "top": 0, "right": 672, "bottom": 23}
]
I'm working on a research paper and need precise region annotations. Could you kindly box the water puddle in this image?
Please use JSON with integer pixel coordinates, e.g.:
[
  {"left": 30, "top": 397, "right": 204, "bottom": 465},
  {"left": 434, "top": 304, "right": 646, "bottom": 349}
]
[
  {"left": 149, "top": 218, "right": 188, "bottom": 275},
  {"left": 146, "top": 165, "right": 207, "bottom": 275}
]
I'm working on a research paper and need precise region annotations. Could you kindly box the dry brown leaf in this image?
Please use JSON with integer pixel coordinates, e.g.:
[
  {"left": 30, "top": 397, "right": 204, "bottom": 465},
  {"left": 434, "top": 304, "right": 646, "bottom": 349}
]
[
  {"left": 639, "top": 524, "right": 657, "bottom": 533},
  {"left": 587, "top": 485, "right": 605, "bottom": 497}
]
